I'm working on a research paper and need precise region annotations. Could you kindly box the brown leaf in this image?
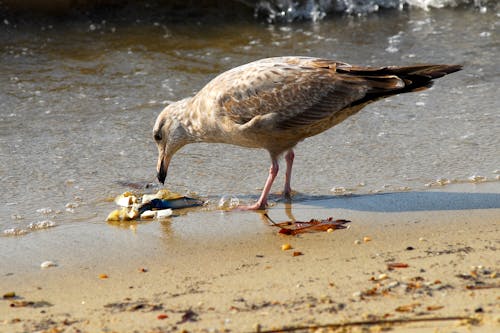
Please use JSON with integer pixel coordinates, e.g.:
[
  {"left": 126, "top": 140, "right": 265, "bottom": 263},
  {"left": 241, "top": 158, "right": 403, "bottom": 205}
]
[{"left": 275, "top": 217, "right": 350, "bottom": 235}]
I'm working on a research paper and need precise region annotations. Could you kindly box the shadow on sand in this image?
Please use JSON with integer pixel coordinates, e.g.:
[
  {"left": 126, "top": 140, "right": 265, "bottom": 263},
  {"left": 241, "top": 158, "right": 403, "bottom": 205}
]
[{"left": 289, "top": 191, "right": 500, "bottom": 213}]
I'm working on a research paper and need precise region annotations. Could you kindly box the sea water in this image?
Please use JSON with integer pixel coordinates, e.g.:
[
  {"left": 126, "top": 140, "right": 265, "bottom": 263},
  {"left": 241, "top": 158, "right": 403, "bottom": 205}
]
[{"left": 0, "top": 2, "right": 498, "bottom": 236}]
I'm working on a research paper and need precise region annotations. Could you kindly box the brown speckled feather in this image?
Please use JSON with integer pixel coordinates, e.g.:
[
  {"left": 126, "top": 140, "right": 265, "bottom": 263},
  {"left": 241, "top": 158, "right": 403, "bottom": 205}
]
[{"left": 194, "top": 57, "right": 459, "bottom": 137}]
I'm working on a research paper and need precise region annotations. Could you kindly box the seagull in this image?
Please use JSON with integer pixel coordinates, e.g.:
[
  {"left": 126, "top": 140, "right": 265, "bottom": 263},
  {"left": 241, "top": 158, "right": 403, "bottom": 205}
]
[{"left": 153, "top": 56, "right": 461, "bottom": 210}]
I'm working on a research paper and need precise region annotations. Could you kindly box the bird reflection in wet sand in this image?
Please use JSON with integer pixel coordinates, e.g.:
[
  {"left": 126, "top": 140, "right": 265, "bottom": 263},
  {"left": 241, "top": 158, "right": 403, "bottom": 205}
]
[{"left": 153, "top": 57, "right": 461, "bottom": 210}]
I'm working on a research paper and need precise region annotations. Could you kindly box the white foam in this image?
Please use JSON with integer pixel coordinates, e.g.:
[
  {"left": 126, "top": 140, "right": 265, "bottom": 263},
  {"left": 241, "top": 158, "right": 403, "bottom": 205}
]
[
  {"left": 28, "top": 220, "right": 56, "bottom": 230},
  {"left": 253, "top": 0, "right": 491, "bottom": 21}
]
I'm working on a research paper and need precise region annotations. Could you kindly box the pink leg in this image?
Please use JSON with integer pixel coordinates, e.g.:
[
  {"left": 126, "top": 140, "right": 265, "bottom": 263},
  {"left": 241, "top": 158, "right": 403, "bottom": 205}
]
[
  {"left": 284, "top": 149, "right": 294, "bottom": 199},
  {"left": 239, "top": 158, "right": 279, "bottom": 210}
]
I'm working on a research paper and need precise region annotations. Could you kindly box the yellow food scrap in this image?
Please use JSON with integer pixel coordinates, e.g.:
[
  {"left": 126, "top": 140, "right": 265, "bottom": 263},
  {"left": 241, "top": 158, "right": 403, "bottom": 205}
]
[
  {"left": 106, "top": 208, "right": 139, "bottom": 222},
  {"left": 126, "top": 208, "right": 139, "bottom": 220},
  {"left": 156, "top": 189, "right": 183, "bottom": 200},
  {"left": 106, "top": 209, "right": 121, "bottom": 221},
  {"left": 363, "top": 236, "right": 372, "bottom": 242},
  {"left": 115, "top": 193, "right": 138, "bottom": 207},
  {"left": 281, "top": 243, "right": 292, "bottom": 251}
]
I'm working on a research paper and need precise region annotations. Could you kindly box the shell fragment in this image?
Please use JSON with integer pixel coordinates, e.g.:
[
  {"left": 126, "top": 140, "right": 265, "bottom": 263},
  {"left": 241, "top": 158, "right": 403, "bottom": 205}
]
[
  {"left": 140, "top": 210, "right": 156, "bottom": 219},
  {"left": 155, "top": 209, "right": 173, "bottom": 219},
  {"left": 139, "top": 209, "right": 173, "bottom": 219}
]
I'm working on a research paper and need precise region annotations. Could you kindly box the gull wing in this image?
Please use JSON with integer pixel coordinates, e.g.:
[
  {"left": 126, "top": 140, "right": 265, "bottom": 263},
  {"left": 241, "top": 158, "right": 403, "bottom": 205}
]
[{"left": 205, "top": 58, "right": 405, "bottom": 130}]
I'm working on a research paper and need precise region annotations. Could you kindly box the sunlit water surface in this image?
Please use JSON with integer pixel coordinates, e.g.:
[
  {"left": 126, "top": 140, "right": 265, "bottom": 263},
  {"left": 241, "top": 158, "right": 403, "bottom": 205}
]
[{"left": 0, "top": 8, "right": 499, "bottom": 236}]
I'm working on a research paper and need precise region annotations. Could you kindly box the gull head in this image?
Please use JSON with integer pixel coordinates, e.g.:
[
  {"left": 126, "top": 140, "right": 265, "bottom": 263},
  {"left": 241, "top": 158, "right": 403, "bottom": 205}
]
[{"left": 153, "top": 99, "right": 192, "bottom": 184}]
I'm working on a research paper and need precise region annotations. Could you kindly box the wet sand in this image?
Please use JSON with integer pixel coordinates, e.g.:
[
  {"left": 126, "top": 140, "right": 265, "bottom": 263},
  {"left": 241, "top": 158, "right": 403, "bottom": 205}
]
[
  {"left": 2, "top": 182, "right": 499, "bottom": 332},
  {"left": 1, "top": 3, "right": 499, "bottom": 332}
]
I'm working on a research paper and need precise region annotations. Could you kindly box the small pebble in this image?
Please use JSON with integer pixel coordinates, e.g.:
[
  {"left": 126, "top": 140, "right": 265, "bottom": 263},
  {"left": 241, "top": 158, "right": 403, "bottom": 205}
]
[
  {"left": 387, "top": 281, "right": 399, "bottom": 289},
  {"left": 331, "top": 186, "right": 346, "bottom": 193},
  {"left": 3, "top": 292, "right": 16, "bottom": 299},
  {"left": 354, "top": 239, "right": 361, "bottom": 245},
  {"left": 326, "top": 228, "right": 334, "bottom": 233},
  {"left": 40, "top": 261, "right": 57, "bottom": 269},
  {"left": 418, "top": 237, "right": 426, "bottom": 242},
  {"left": 406, "top": 246, "right": 415, "bottom": 251},
  {"left": 157, "top": 314, "right": 168, "bottom": 319},
  {"left": 292, "top": 251, "right": 303, "bottom": 257},
  {"left": 378, "top": 273, "right": 388, "bottom": 280}
]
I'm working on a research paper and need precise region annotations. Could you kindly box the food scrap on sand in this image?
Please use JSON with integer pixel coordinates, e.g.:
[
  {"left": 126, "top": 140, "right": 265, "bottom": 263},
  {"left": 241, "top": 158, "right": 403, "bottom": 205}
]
[
  {"left": 264, "top": 214, "right": 351, "bottom": 235},
  {"left": 387, "top": 262, "right": 410, "bottom": 270},
  {"left": 106, "top": 189, "right": 203, "bottom": 222}
]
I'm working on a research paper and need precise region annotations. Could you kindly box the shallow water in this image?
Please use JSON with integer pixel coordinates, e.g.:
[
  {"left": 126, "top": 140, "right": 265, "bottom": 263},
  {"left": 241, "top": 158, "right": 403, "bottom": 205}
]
[{"left": 0, "top": 7, "right": 499, "bottom": 236}]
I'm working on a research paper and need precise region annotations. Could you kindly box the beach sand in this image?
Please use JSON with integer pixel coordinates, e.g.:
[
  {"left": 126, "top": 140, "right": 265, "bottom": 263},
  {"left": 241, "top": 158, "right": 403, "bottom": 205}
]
[{"left": 1, "top": 182, "right": 499, "bottom": 332}]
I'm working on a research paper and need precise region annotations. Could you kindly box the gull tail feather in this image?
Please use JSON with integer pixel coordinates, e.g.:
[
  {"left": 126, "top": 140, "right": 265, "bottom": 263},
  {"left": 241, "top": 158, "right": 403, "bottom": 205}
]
[{"left": 342, "top": 64, "right": 462, "bottom": 105}]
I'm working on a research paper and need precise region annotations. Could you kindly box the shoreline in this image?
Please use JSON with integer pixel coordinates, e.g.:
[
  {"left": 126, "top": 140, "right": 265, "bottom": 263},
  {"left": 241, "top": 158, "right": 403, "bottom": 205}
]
[{"left": 1, "top": 182, "right": 499, "bottom": 332}]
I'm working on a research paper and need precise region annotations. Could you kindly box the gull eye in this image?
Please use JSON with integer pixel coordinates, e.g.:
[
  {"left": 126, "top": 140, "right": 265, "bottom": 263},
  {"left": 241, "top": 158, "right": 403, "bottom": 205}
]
[{"left": 154, "top": 131, "right": 162, "bottom": 142}]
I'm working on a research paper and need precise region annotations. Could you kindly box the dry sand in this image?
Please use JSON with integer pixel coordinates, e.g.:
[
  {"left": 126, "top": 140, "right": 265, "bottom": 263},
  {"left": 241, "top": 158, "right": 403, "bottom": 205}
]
[{"left": 1, "top": 182, "right": 499, "bottom": 332}]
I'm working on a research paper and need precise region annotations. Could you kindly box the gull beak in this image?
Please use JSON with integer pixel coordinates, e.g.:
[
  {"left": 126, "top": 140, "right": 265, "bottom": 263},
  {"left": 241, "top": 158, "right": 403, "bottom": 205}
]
[{"left": 156, "top": 154, "right": 170, "bottom": 185}]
